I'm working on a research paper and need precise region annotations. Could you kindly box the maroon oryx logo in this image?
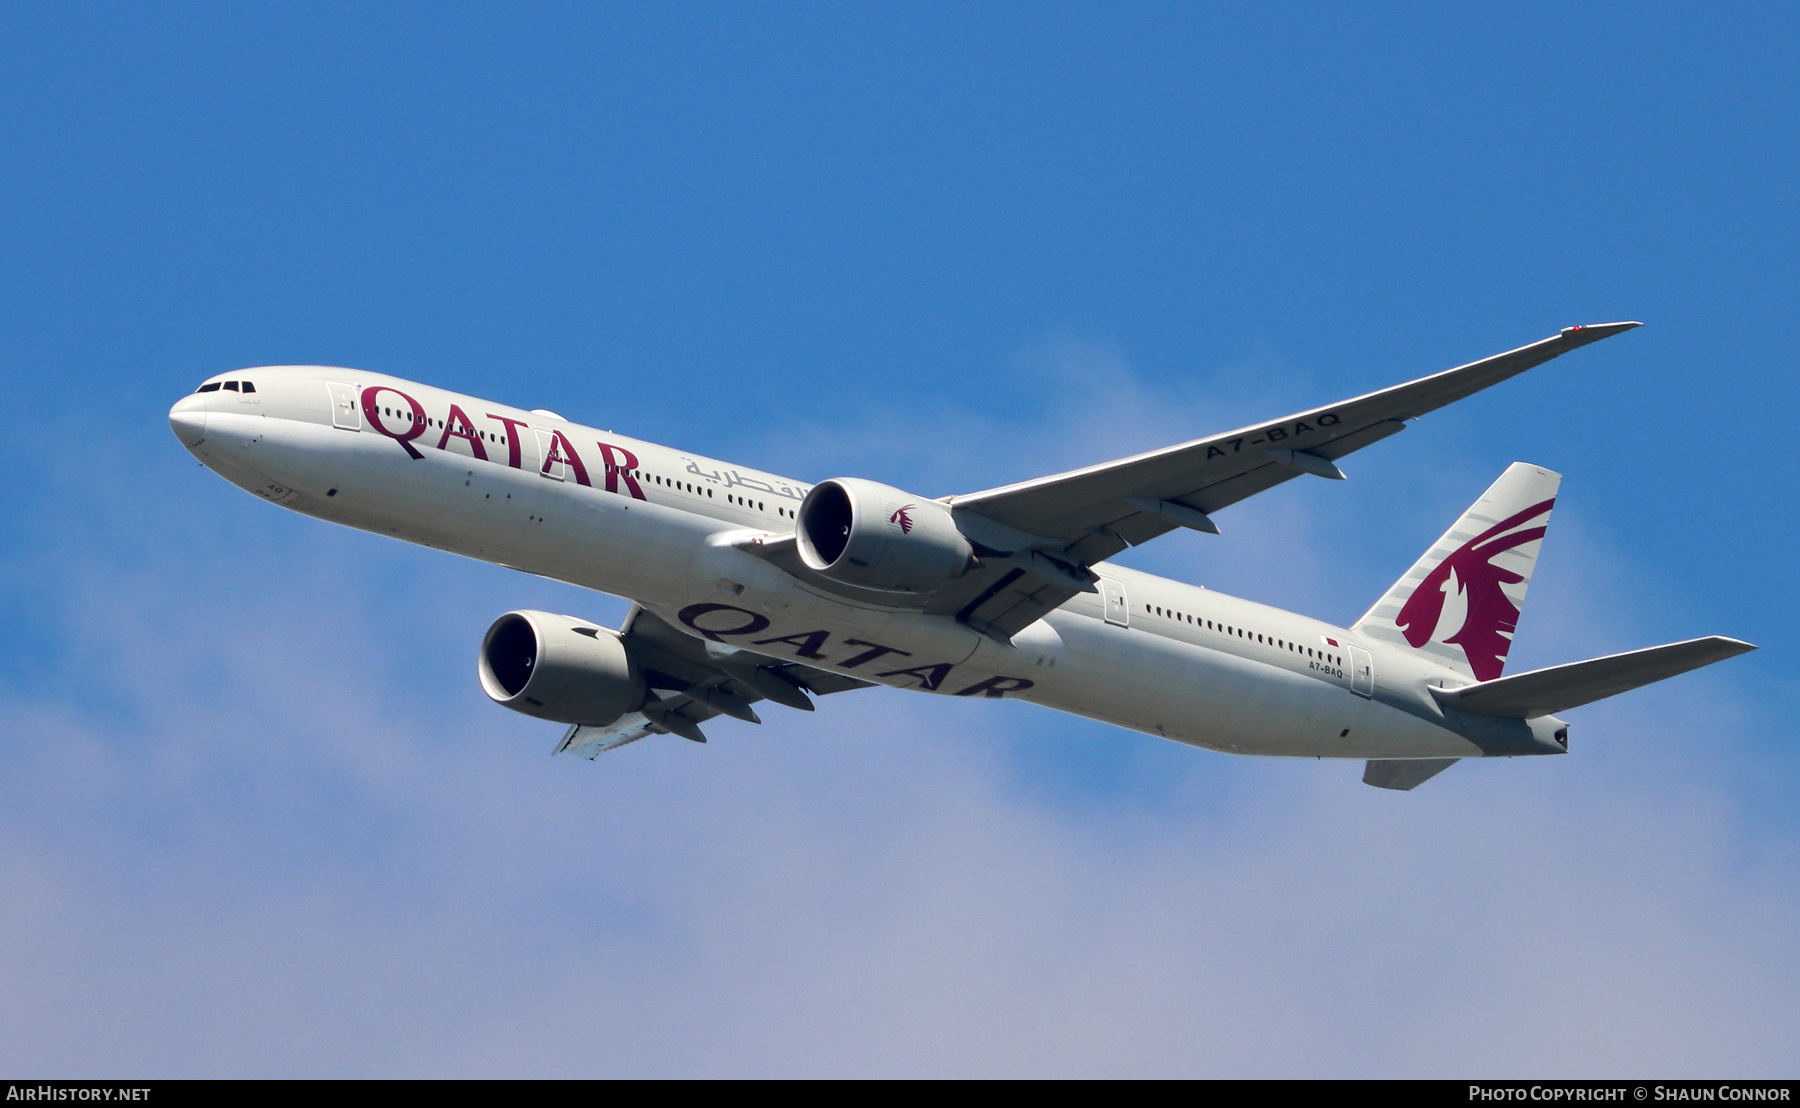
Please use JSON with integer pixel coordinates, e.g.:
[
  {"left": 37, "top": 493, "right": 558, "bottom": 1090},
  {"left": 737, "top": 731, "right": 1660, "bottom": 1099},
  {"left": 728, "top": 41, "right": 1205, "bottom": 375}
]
[
  {"left": 888, "top": 504, "right": 916, "bottom": 534},
  {"left": 1395, "top": 498, "right": 1554, "bottom": 681}
]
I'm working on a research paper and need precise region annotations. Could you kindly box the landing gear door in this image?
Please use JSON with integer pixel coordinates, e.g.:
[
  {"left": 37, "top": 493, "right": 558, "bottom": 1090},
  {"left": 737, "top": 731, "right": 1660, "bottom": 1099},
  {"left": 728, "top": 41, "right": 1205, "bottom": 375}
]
[
  {"left": 1348, "top": 644, "right": 1375, "bottom": 698},
  {"left": 327, "top": 382, "right": 360, "bottom": 431},
  {"left": 1101, "top": 578, "right": 1130, "bottom": 627}
]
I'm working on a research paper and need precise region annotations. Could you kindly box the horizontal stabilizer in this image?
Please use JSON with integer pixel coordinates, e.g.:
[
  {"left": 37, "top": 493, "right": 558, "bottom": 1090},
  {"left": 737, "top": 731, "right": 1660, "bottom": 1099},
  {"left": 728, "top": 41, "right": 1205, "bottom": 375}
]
[
  {"left": 1364, "top": 758, "right": 1459, "bottom": 790},
  {"left": 1430, "top": 636, "right": 1755, "bottom": 719}
]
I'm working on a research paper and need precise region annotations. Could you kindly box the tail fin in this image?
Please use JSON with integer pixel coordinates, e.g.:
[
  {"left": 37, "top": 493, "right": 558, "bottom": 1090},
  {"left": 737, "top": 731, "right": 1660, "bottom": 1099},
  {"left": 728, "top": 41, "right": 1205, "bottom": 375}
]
[{"left": 1353, "top": 463, "right": 1560, "bottom": 681}]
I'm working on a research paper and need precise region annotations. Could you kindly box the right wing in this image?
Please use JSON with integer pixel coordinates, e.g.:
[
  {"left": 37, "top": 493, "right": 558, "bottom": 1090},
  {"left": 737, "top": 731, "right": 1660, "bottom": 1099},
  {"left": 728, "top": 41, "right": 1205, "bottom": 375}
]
[{"left": 556, "top": 605, "right": 875, "bottom": 758}]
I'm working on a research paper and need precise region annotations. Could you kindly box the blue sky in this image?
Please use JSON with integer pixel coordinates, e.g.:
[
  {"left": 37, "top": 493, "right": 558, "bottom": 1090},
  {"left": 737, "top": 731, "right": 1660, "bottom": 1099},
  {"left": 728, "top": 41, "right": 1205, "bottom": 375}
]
[{"left": 1, "top": 3, "right": 1795, "bottom": 1076}]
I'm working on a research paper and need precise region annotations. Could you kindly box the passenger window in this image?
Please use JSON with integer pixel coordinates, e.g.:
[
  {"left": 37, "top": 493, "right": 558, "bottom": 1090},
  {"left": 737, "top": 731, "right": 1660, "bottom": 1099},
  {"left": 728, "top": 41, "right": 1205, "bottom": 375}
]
[
  {"left": 241, "top": 382, "right": 255, "bottom": 393},
  {"left": 197, "top": 383, "right": 220, "bottom": 393},
  {"left": 223, "top": 381, "right": 240, "bottom": 391}
]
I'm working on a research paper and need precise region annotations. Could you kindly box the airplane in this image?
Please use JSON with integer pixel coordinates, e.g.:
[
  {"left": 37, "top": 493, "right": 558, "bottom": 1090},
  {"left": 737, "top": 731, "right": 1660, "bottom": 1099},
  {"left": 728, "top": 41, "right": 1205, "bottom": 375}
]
[{"left": 167, "top": 322, "right": 1753, "bottom": 790}]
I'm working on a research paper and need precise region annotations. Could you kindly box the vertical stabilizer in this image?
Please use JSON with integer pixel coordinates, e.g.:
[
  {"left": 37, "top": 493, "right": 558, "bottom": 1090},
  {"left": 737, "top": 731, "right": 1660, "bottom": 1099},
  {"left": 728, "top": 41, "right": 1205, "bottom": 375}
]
[{"left": 1353, "top": 463, "right": 1560, "bottom": 681}]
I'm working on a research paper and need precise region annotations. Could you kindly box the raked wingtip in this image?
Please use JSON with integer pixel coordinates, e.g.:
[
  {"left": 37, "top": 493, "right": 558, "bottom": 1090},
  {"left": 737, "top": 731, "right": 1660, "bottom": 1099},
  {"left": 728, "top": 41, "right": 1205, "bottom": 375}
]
[{"left": 1560, "top": 320, "right": 1643, "bottom": 341}]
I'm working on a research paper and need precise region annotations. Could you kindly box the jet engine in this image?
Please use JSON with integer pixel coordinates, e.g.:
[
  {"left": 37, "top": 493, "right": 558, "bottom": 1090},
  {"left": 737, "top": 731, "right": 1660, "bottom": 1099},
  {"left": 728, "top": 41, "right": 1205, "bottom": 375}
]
[
  {"left": 478, "top": 610, "right": 645, "bottom": 725},
  {"left": 796, "top": 478, "right": 974, "bottom": 592}
]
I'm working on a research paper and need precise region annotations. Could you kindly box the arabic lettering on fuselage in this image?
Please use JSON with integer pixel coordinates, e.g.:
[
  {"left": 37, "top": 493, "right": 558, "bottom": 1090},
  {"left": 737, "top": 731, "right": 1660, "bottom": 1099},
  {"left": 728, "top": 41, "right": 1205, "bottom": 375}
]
[{"left": 684, "top": 457, "right": 807, "bottom": 501}]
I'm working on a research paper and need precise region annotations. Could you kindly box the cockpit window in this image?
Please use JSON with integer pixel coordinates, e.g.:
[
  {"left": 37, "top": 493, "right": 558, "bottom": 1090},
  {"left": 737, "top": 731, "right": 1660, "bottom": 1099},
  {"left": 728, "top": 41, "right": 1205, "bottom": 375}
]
[
  {"left": 240, "top": 381, "right": 255, "bottom": 393},
  {"left": 223, "top": 381, "right": 240, "bottom": 391},
  {"left": 197, "top": 383, "right": 221, "bottom": 393}
]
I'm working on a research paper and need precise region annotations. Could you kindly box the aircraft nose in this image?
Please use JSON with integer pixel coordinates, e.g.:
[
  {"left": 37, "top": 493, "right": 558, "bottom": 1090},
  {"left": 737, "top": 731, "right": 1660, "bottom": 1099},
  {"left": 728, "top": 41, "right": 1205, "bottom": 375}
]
[{"left": 168, "top": 393, "right": 207, "bottom": 448}]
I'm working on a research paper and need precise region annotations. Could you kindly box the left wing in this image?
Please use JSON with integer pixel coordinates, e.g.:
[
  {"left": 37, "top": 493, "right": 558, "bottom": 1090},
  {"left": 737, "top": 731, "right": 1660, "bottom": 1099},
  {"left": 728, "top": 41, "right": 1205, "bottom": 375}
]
[
  {"left": 927, "top": 323, "right": 1640, "bottom": 640},
  {"left": 556, "top": 605, "right": 874, "bottom": 759}
]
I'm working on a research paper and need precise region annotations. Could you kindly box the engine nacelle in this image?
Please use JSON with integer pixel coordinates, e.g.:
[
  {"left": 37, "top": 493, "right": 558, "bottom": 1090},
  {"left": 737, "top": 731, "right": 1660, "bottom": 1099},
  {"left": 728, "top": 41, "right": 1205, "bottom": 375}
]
[
  {"left": 796, "top": 478, "right": 974, "bottom": 592},
  {"left": 478, "top": 610, "right": 645, "bottom": 726}
]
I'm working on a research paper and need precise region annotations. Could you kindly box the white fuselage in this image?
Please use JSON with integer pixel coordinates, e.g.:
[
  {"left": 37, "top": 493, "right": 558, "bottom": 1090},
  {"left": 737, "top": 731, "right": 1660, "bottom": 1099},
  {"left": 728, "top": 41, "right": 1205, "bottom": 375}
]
[{"left": 169, "top": 366, "right": 1566, "bottom": 761}]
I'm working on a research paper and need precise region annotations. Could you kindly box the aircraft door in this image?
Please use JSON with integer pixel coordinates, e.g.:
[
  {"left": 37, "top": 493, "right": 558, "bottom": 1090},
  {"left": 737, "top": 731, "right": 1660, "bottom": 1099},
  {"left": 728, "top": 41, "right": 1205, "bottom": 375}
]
[
  {"left": 534, "top": 428, "right": 565, "bottom": 480},
  {"left": 1348, "top": 644, "right": 1375, "bottom": 697},
  {"left": 1101, "top": 578, "right": 1130, "bottom": 627},
  {"left": 327, "top": 383, "right": 360, "bottom": 430}
]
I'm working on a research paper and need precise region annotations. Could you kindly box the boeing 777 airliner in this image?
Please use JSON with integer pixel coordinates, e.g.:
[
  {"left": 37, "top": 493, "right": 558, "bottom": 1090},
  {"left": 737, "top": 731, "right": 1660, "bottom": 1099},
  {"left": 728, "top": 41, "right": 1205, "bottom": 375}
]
[{"left": 168, "top": 323, "right": 1752, "bottom": 789}]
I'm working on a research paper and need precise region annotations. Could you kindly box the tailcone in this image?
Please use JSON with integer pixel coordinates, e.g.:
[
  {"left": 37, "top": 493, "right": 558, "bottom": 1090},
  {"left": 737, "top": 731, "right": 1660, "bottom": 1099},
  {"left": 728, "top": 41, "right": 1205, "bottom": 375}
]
[{"left": 1449, "top": 709, "right": 1570, "bottom": 756}]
